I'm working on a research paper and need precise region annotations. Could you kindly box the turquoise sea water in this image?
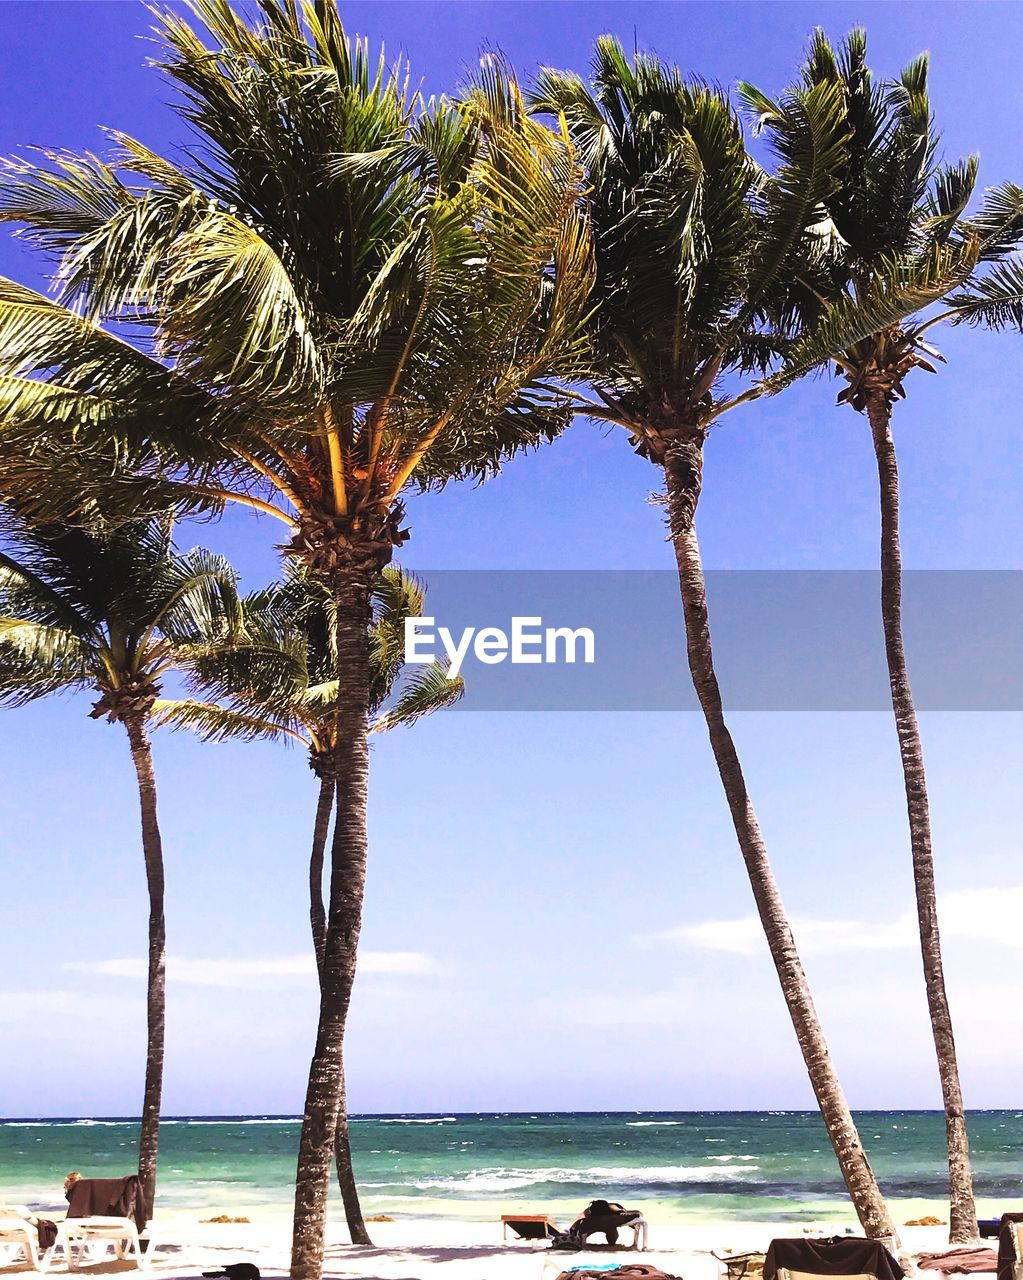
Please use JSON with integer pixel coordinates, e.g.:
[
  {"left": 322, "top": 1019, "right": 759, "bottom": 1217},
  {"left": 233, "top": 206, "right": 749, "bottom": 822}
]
[{"left": 2, "top": 1112, "right": 1022, "bottom": 1224}]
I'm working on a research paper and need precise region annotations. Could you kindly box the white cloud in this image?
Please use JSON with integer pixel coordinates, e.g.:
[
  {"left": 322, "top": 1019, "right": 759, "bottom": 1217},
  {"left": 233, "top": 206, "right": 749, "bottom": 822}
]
[
  {"left": 360, "top": 951, "right": 440, "bottom": 975},
  {"left": 65, "top": 950, "right": 441, "bottom": 988},
  {"left": 641, "top": 885, "right": 1023, "bottom": 957}
]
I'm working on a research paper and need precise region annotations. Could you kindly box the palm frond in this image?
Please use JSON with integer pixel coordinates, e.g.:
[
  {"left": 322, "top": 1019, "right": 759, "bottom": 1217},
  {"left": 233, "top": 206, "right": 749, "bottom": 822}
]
[
  {"left": 766, "top": 241, "right": 978, "bottom": 391},
  {"left": 948, "top": 257, "right": 1023, "bottom": 330},
  {"left": 371, "top": 660, "right": 463, "bottom": 733},
  {"left": 161, "top": 212, "right": 323, "bottom": 406},
  {"left": 0, "top": 616, "right": 92, "bottom": 700},
  {"left": 963, "top": 182, "right": 1023, "bottom": 261},
  {"left": 152, "top": 696, "right": 308, "bottom": 745}
]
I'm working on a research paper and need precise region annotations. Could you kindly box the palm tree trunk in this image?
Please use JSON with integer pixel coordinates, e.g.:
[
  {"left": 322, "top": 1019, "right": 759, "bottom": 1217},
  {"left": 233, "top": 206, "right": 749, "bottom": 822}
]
[
  {"left": 309, "top": 774, "right": 332, "bottom": 975},
  {"left": 291, "top": 574, "right": 374, "bottom": 1280},
  {"left": 866, "top": 396, "right": 977, "bottom": 1244},
  {"left": 332, "top": 1082, "right": 370, "bottom": 1246},
  {"left": 662, "top": 434, "right": 899, "bottom": 1244},
  {"left": 308, "top": 772, "right": 372, "bottom": 1247},
  {"left": 122, "top": 711, "right": 166, "bottom": 1225}
]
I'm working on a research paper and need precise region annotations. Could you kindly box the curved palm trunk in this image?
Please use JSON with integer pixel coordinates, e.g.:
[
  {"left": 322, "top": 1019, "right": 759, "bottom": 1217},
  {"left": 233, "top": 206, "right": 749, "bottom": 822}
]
[
  {"left": 308, "top": 773, "right": 372, "bottom": 1247},
  {"left": 662, "top": 435, "right": 898, "bottom": 1244},
  {"left": 866, "top": 397, "right": 977, "bottom": 1244},
  {"left": 331, "top": 1084, "right": 369, "bottom": 1246},
  {"left": 291, "top": 575, "right": 374, "bottom": 1280},
  {"left": 122, "top": 712, "right": 166, "bottom": 1224}
]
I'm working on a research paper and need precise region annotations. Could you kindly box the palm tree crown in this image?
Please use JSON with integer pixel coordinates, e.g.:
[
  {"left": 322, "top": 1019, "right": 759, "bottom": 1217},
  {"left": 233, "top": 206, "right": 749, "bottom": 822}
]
[
  {"left": 156, "top": 563, "right": 463, "bottom": 774},
  {"left": 0, "top": 0, "right": 593, "bottom": 571},
  {"left": 743, "top": 29, "right": 1023, "bottom": 400},
  {"left": 0, "top": 516, "right": 240, "bottom": 720},
  {"left": 532, "top": 36, "right": 849, "bottom": 452}
]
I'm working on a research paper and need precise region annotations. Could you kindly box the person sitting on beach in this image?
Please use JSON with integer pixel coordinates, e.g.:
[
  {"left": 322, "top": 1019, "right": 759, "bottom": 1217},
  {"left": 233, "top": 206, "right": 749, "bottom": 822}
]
[{"left": 567, "top": 1199, "right": 642, "bottom": 1246}]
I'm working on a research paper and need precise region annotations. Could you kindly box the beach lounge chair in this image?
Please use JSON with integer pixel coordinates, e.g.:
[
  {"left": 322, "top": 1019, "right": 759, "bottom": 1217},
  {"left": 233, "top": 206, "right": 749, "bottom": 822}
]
[
  {"left": 60, "top": 1176, "right": 152, "bottom": 1271},
  {"left": 0, "top": 1207, "right": 57, "bottom": 1272},
  {"left": 765, "top": 1236, "right": 903, "bottom": 1280},
  {"left": 58, "top": 1216, "right": 148, "bottom": 1271},
  {"left": 553, "top": 1202, "right": 648, "bottom": 1251},
  {"left": 502, "top": 1214, "right": 562, "bottom": 1240},
  {"left": 1000, "top": 1216, "right": 1023, "bottom": 1280},
  {"left": 714, "top": 1251, "right": 765, "bottom": 1280}
]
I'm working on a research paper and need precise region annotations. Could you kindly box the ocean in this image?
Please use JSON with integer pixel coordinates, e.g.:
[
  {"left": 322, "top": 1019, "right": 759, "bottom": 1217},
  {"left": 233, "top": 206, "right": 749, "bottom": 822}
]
[{"left": 2, "top": 1112, "right": 1021, "bottom": 1224}]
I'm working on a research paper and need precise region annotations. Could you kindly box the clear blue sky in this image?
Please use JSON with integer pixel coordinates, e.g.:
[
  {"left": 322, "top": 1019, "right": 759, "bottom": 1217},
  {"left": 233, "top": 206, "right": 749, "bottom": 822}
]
[{"left": 1, "top": 1, "right": 1022, "bottom": 1119}]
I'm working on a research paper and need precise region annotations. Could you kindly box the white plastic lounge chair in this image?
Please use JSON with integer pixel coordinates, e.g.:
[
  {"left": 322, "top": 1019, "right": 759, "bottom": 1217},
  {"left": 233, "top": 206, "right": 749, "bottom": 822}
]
[
  {"left": 0, "top": 1206, "right": 56, "bottom": 1272},
  {"left": 777, "top": 1271, "right": 876, "bottom": 1280},
  {"left": 57, "top": 1216, "right": 151, "bottom": 1271}
]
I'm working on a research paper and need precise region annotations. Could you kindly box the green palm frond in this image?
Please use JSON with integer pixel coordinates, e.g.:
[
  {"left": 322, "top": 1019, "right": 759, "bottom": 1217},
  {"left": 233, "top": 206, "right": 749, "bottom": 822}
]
[
  {"left": 0, "top": 513, "right": 245, "bottom": 716},
  {"left": 962, "top": 183, "right": 1023, "bottom": 261},
  {"left": 151, "top": 696, "right": 308, "bottom": 745},
  {"left": 161, "top": 212, "right": 323, "bottom": 406},
  {"left": 173, "top": 561, "right": 457, "bottom": 754},
  {"left": 371, "top": 660, "right": 463, "bottom": 733},
  {"left": 369, "top": 565, "right": 425, "bottom": 706},
  {"left": 0, "top": 615, "right": 92, "bottom": 703},
  {"left": 948, "top": 258, "right": 1023, "bottom": 330},
  {"left": 922, "top": 159, "right": 979, "bottom": 245},
  {"left": 0, "top": 150, "right": 130, "bottom": 257},
  {"left": 733, "top": 76, "right": 850, "bottom": 340},
  {"left": 767, "top": 240, "right": 979, "bottom": 391},
  {"left": 147, "top": 547, "right": 244, "bottom": 648},
  {"left": 0, "top": 545, "right": 98, "bottom": 637}
]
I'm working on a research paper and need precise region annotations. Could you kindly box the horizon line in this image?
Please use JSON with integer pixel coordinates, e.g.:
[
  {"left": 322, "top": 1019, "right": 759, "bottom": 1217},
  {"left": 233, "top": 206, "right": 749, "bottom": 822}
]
[{"left": 3, "top": 1106, "right": 1021, "bottom": 1124}]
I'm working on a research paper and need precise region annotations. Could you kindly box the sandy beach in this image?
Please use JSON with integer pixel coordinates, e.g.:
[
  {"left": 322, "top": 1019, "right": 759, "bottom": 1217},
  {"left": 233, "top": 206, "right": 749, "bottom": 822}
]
[{"left": 8, "top": 1213, "right": 1004, "bottom": 1280}]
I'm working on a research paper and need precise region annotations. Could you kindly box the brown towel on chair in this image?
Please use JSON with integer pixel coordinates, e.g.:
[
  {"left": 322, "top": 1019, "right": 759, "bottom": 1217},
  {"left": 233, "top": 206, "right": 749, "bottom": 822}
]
[
  {"left": 763, "top": 1237, "right": 904, "bottom": 1280},
  {"left": 917, "top": 1249, "right": 998, "bottom": 1273},
  {"left": 66, "top": 1175, "right": 147, "bottom": 1233},
  {"left": 36, "top": 1220, "right": 58, "bottom": 1250},
  {"left": 998, "top": 1214, "right": 1023, "bottom": 1280}
]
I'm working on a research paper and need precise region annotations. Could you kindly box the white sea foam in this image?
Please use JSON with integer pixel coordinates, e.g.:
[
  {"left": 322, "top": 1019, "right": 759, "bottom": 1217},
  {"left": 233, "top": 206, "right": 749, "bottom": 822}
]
[
  {"left": 365, "top": 1163, "right": 760, "bottom": 1193},
  {"left": 378, "top": 1117, "right": 457, "bottom": 1125},
  {"left": 626, "top": 1121, "right": 683, "bottom": 1128},
  {"left": 163, "top": 1119, "right": 298, "bottom": 1126}
]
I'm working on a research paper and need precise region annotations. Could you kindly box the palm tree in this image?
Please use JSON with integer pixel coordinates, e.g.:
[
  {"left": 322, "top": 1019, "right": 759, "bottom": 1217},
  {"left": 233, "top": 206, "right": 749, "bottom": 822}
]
[
  {"left": 742, "top": 31, "right": 1023, "bottom": 1243},
  {"left": 0, "top": 5, "right": 592, "bottom": 1272},
  {"left": 533, "top": 39, "right": 902, "bottom": 1241},
  {"left": 0, "top": 514, "right": 240, "bottom": 1220},
  {"left": 155, "top": 563, "right": 463, "bottom": 1243}
]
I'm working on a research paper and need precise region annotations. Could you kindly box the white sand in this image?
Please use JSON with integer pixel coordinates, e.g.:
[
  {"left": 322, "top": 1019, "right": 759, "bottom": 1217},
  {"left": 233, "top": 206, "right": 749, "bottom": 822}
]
[{"left": 17, "top": 1215, "right": 985, "bottom": 1280}]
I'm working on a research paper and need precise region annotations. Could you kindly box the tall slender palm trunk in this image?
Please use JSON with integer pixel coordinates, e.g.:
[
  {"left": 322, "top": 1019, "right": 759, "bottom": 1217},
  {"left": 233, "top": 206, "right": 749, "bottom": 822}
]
[
  {"left": 866, "top": 397, "right": 977, "bottom": 1244},
  {"left": 123, "top": 712, "right": 166, "bottom": 1224},
  {"left": 291, "top": 573, "right": 375, "bottom": 1280},
  {"left": 308, "top": 775, "right": 332, "bottom": 973},
  {"left": 662, "top": 434, "right": 898, "bottom": 1244},
  {"left": 308, "top": 772, "right": 372, "bottom": 1247}
]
